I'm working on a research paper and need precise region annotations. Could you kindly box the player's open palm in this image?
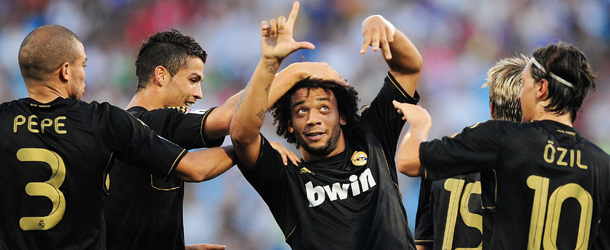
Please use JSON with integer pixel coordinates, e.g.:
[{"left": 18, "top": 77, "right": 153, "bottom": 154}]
[{"left": 261, "top": 1, "right": 314, "bottom": 61}]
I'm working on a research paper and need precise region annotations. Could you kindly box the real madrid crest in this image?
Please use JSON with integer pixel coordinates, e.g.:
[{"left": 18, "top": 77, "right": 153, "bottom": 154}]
[{"left": 351, "top": 151, "right": 367, "bottom": 166}]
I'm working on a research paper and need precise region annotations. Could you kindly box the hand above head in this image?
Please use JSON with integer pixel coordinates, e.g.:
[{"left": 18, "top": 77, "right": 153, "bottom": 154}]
[
  {"left": 267, "top": 62, "right": 348, "bottom": 109},
  {"left": 360, "top": 15, "right": 396, "bottom": 60},
  {"left": 279, "top": 62, "right": 348, "bottom": 86},
  {"left": 261, "top": 1, "right": 315, "bottom": 62}
]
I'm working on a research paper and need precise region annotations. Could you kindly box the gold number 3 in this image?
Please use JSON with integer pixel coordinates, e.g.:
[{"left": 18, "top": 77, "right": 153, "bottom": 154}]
[{"left": 17, "top": 148, "right": 66, "bottom": 231}]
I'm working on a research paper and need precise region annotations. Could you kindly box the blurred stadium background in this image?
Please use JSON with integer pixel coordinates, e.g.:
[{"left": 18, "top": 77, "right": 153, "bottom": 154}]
[{"left": 1, "top": 0, "right": 608, "bottom": 249}]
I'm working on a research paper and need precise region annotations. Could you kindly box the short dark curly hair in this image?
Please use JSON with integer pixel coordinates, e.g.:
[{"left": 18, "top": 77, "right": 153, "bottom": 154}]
[
  {"left": 135, "top": 29, "right": 207, "bottom": 91},
  {"left": 270, "top": 78, "right": 360, "bottom": 148}
]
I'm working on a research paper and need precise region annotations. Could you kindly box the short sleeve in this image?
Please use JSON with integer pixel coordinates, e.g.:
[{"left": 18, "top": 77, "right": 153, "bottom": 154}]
[
  {"left": 240, "top": 135, "right": 290, "bottom": 209},
  {"left": 105, "top": 104, "right": 186, "bottom": 181},
  {"left": 131, "top": 107, "right": 224, "bottom": 149},
  {"left": 239, "top": 135, "right": 298, "bottom": 235},
  {"left": 360, "top": 72, "right": 420, "bottom": 157},
  {"left": 420, "top": 120, "right": 502, "bottom": 181}
]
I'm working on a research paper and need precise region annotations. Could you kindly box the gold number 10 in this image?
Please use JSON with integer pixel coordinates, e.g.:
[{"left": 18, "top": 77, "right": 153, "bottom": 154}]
[
  {"left": 17, "top": 148, "right": 67, "bottom": 231},
  {"left": 527, "top": 175, "right": 592, "bottom": 250}
]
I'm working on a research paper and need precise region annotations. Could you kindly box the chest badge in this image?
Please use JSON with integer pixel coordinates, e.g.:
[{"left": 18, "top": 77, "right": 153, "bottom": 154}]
[{"left": 351, "top": 151, "right": 368, "bottom": 166}]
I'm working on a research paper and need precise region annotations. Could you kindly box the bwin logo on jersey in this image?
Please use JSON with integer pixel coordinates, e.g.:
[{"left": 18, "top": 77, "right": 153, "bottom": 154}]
[{"left": 305, "top": 168, "right": 376, "bottom": 207}]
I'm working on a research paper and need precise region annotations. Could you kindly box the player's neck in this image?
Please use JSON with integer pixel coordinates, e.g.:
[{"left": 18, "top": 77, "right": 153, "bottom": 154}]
[
  {"left": 530, "top": 101, "right": 573, "bottom": 127},
  {"left": 535, "top": 113, "right": 573, "bottom": 127},
  {"left": 127, "top": 89, "right": 163, "bottom": 110},
  {"left": 27, "top": 82, "right": 69, "bottom": 103}
]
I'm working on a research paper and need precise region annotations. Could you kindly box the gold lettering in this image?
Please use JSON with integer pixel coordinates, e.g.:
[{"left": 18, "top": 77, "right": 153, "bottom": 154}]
[
  {"left": 41, "top": 118, "right": 53, "bottom": 134},
  {"left": 577, "top": 150, "right": 588, "bottom": 170},
  {"left": 543, "top": 183, "right": 592, "bottom": 249},
  {"left": 54, "top": 117, "right": 67, "bottom": 134},
  {"left": 458, "top": 182, "right": 483, "bottom": 250},
  {"left": 570, "top": 149, "right": 574, "bottom": 167},
  {"left": 14, "top": 115, "right": 26, "bottom": 133},
  {"left": 28, "top": 115, "right": 39, "bottom": 133},
  {"left": 544, "top": 142, "right": 555, "bottom": 164},
  {"left": 527, "top": 175, "right": 549, "bottom": 250},
  {"left": 443, "top": 179, "right": 465, "bottom": 250},
  {"left": 557, "top": 147, "right": 568, "bottom": 166},
  {"left": 17, "top": 148, "right": 67, "bottom": 230}
]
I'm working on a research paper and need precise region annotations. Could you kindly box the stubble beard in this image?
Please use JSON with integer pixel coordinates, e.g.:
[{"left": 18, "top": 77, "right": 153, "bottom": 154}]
[{"left": 298, "top": 122, "right": 342, "bottom": 157}]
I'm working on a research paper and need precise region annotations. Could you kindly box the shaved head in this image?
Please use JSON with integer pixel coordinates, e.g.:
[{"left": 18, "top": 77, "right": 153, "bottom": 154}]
[{"left": 18, "top": 25, "right": 82, "bottom": 82}]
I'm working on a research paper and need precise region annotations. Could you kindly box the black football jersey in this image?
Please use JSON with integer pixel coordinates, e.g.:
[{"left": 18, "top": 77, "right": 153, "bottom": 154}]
[
  {"left": 415, "top": 173, "right": 488, "bottom": 250},
  {"left": 420, "top": 119, "right": 610, "bottom": 249},
  {"left": 0, "top": 98, "right": 186, "bottom": 250},
  {"left": 241, "top": 73, "right": 418, "bottom": 249},
  {"left": 104, "top": 106, "right": 223, "bottom": 250}
]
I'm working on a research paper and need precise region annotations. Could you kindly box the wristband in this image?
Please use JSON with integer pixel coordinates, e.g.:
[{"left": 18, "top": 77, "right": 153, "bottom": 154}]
[{"left": 362, "top": 15, "right": 396, "bottom": 37}]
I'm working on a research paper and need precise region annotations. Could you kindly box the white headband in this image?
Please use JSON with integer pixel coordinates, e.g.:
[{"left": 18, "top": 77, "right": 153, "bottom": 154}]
[{"left": 530, "top": 57, "right": 574, "bottom": 89}]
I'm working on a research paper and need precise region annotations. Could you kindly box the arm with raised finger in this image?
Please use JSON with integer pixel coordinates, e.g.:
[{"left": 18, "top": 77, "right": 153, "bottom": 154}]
[{"left": 230, "top": 1, "right": 314, "bottom": 170}]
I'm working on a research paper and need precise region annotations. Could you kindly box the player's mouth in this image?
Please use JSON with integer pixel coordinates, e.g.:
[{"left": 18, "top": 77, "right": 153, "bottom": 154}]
[
  {"left": 305, "top": 131, "right": 326, "bottom": 141},
  {"left": 185, "top": 102, "right": 194, "bottom": 109}
]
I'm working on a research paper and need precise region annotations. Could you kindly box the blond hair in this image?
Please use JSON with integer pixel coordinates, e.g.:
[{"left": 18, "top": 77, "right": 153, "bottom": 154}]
[{"left": 482, "top": 55, "right": 529, "bottom": 122}]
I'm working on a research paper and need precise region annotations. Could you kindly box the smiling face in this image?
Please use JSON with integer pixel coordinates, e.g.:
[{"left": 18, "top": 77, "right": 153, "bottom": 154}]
[
  {"left": 163, "top": 56, "right": 204, "bottom": 109},
  {"left": 288, "top": 87, "right": 346, "bottom": 160}
]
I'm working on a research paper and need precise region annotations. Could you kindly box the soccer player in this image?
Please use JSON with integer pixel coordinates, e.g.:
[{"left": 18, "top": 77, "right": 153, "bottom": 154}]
[
  {"left": 230, "top": 2, "right": 422, "bottom": 249},
  {"left": 0, "top": 24, "right": 237, "bottom": 249},
  {"left": 414, "top": 56, "right": 528, "bottom": 250},
  {"left": 103, "top": 29, "right": 330, "bottom": 250},
  {"left": 396, "top": 42, "right": 608, "bottom": 249}
]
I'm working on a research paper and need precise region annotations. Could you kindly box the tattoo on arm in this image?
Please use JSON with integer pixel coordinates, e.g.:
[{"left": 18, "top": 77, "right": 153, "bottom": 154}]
[
  {"left": 265, "top": 61, "right": 278, "bottom": 74},
  {"left": 264, "top": 82, "right": 271, "bottom": 94},
  {"left": 256, "top": 109, "right": 266, "bottom": 121},
  {"left": 235, "top": 89, "right": 246, "bottom": 112}
]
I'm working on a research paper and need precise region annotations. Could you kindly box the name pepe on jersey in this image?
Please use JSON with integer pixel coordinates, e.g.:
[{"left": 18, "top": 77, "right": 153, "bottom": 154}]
[
  {"left": 306, "top": 151, "right": 377, "bottom": 207},
  {"left": 14, "top": 114, "right": 67, "bottom": 134}
]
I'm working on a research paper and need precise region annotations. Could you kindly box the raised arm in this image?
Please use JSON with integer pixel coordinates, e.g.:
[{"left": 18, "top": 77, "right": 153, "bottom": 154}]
[
  {"left": 230, "top": 1, "right": 314, "bottom": 169},
  {"left": 361, "top": 15, "right": 423, "bottom": 96},
  {"left": 393, "top": 101, "right": 432, "bottom": 177}
]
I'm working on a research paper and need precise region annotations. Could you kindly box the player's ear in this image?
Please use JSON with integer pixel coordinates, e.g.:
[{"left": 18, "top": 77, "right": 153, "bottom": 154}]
[
  {"left": 154, "top": 66, "right": 169, "bottom": 87},
  {"left": 536, "top": 78, "right": 549, "bottom": 100},
  {"left": 59, "top": 62, "right": 70, "bottom": 82},
  {"left": 288, "top": 120, "right": 294, "bottom": 133},
  {"left": 339, "top": 115, "right": 347, "bottom": 126}
]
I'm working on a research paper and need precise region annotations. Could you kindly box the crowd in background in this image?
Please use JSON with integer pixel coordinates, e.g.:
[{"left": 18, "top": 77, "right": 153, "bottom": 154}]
[{"left": 1, "top": 0, "right": 609, "bottom": 249}]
